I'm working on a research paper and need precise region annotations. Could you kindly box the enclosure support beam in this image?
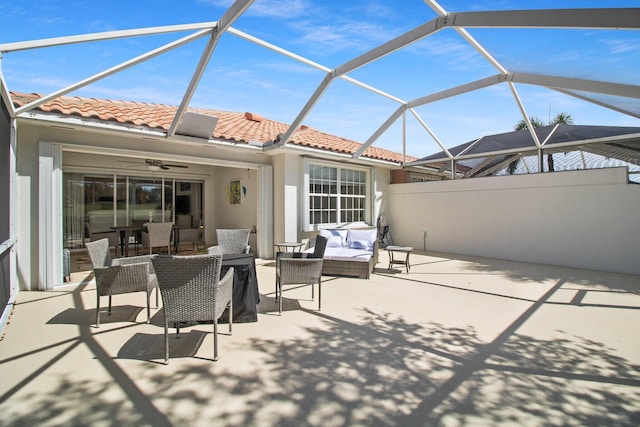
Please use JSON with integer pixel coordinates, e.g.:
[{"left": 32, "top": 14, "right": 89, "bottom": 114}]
[{"left": 168, "top": 0, "right": 254, "bottom": 138}]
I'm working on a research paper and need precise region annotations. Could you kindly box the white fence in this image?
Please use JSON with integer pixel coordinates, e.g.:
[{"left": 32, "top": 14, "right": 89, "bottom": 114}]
[{"left": 385, "top": 167, "right": 640, "bottom": 275}]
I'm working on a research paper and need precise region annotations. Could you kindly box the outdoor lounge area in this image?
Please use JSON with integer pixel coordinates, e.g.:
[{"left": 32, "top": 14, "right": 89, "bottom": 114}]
[
  {"left": 1, "top": 2, "right": 640, "bottom": 425},
  {"left": 1, "top": 249, "right": 639, "bottom": 426}
]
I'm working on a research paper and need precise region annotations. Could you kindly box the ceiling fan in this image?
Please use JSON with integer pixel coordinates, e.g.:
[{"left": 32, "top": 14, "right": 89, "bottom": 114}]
[
  {"left": 144, "top": 159, "right": 188, "bottom": 171},
  {"left": 118, "top": 158, "right": 189, "bottom": 171}
]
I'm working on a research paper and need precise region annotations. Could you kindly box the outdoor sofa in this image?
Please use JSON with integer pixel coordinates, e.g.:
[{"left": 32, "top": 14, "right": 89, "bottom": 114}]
[{"left": 305, "top": 228, "right": 378, "bottom": 279}]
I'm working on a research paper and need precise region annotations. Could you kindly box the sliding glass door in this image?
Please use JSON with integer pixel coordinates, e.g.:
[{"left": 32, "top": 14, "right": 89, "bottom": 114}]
[
  {"left": 175, "top": 181, "right": 203, "bottom": 229},
  {"left": 63, "top": 174, "right": 203, "bottom": 250},
  {"left": 129, "top": 178, "right": 172, "bottom": 224}
]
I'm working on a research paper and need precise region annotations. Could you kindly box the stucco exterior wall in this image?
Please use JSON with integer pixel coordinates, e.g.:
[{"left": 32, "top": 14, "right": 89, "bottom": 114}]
[
  {"left": 213, "top": 166, "right": 259, "bottom": 252},
  {"left": 15, "top": 124, "right": 41, "bottom": 290},
  {"left": 385, "top": 167, "right": 640, "bottom": 275},
  {"left": 272, "top": 152, "right": 300, "bottom": 245}
]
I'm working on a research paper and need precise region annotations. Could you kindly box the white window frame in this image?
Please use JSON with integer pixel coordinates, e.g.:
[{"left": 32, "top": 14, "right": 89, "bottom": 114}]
[{"left": 301, "top": 158, "right": 371, "bottom": 231}]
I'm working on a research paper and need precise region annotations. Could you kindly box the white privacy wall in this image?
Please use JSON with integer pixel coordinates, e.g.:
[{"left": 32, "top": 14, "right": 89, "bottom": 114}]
[{"left": 385, "top": 167, "right": 640, "bottom": 275}]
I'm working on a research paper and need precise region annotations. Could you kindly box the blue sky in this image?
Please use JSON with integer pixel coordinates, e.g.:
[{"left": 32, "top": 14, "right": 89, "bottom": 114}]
[{"left": 1, "top": 0, "right": 639, "bottom": 158}]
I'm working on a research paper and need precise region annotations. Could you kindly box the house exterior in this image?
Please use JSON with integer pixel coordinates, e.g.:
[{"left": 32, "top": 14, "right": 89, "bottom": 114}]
[
  {"left": 1, "top": 4, "right": 638, "bottom": 333},
  {"left": 2, "top": 91, "right": 410, "bottom": 301}
]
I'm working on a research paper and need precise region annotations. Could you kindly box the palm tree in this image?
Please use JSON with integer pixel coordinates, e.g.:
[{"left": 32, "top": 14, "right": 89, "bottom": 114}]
[
  {"left": 509, "top": 113, "right": 574, "bottom": 173},
  {"left": 514, "top": 116, "right": 545, "bottom": 131},
  {"left": 551, "top": 112, "right": 573, "bottom": 126},
  {"left": 508, "top": 117, "right": 544, "bottom": 174}
]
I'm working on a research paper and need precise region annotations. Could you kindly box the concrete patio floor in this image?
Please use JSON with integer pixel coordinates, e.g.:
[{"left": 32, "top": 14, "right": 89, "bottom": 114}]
[{"left": 1, "top": 250, "right": 639, "bottom": 426}]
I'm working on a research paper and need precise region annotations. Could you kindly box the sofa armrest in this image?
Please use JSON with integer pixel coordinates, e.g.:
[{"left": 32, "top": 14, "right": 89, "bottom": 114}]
[{"left": 373, "top": 239, "right": 379, "bottom": 266}]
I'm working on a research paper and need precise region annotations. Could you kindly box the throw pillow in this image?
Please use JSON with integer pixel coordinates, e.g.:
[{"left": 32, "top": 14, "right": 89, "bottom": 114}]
[
  {"left": 319, "top": 229, "right": 349, "bottom": 248},
  {"left": 349, "top": 239, "right": 372, "bottom": 250},
  {"left": 347, "top": 229, "right": 377, "bottom": 249}
]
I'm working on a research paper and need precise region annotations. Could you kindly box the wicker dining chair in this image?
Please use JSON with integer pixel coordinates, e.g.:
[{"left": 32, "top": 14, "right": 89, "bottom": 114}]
[
  {"left": 216, "top": 229, "right": 251, "bottom": 255},
  {"left": 141, "top": 222, "right": 173, "bottom": 255},
  {"left": 176, "top": 216, "right": 202, "bottom": 251},
  {"left": 178, "top": 227, "right": 202, "bottom": 251},
  {"left": 207, "top": 245, "right": 222, "bottom": 256},
  {"left": 275, "top": 235, "right": 327, "bottom": 314},
  {"left": 151, "top": 254, "right": 234, "bottom": 363},
  {"left": 85, "top": 238, "right": 158, "bottom": 327}
]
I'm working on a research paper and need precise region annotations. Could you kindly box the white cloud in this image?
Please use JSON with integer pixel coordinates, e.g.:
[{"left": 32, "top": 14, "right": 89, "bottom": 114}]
[
  {"left": 602, "top": 39, "right": 639, "bottom": 55},
  {"left": 199, "top": 0, "right": 311, "bottom": 19},
  {"left": 361, "top": 2, "right": 398, "bottom": 20},
  {"left": 289, "top": 19, "right": 399, "bottom": 54},
  {"left": 3, "top": 70, "right": 74, "bottom": 94},
  {"left": 246, "top": 0, "right": 311, "bottom": 18}
]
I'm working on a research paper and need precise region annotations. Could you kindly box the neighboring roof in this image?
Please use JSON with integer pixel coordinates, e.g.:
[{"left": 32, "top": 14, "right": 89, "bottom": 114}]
[
  {"left": 408, "top": 123, "right": 640, "bottom": 181},
  {"left": 10, "top": 92, "right": 414, "bottom": 164},
  {"left": 414, "top": 124, "right": 640, "bottom": 164}
]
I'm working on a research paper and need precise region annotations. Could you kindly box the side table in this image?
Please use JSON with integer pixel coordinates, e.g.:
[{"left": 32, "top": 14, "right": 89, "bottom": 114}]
[{"left": 386, "top": 246, "right": 413, "bottom": 273}]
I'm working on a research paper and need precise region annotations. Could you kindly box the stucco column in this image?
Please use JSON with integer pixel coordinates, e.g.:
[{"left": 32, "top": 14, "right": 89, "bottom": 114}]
[{"left": 272, "top": 152, "right": 300, "bottom": 246}]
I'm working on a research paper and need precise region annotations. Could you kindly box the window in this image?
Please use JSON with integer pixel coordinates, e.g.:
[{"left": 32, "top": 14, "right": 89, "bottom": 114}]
[{"left": 305, "top": 160, "right": 369, "bottom": 229}]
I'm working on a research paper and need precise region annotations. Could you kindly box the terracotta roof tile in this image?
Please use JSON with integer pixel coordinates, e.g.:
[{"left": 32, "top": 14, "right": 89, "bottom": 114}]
[{"left": 10, "top": 92, "right": 413, "bottom": 164}]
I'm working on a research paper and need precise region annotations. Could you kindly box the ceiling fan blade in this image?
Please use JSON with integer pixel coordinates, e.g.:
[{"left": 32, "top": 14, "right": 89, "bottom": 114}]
[{"left": 117, "top": 158, "right": 188, "bottom": 170}]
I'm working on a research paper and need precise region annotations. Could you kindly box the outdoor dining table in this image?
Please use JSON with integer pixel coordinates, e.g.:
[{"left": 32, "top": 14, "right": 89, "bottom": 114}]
[
  {"left": 172, "top": 224, "right": 189, "bottom": 253},
  {"left": 217, "top": 253, "right": 260, "bottom": 323},
  {"left": 110, "top": 225, "right": 143, "bottom": 257}
]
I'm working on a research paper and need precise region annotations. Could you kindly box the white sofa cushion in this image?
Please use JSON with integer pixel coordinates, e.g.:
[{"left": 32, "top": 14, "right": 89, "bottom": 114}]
[
  {"left": 347, "top": 229, "right": 377, "bottom": 251},
  {"left": 323, "top": 247, "right": 372, "bottom": 263},
  {"left": 319, "top": 229, "right": 349, "bottom": 248}
]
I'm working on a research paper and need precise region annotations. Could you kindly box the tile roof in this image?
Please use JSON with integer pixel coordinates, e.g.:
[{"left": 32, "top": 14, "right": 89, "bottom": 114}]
[{"left": 10, "top": 92, "right": 413, "bottom": 164}]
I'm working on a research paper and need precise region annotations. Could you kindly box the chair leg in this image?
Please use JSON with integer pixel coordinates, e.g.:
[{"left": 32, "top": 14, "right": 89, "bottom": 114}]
[
  {"left": 318, "top": 279, "right": 322, "bottom": 311},
  {"left": 213, "top": 320, "right": 219, "bottom": 361},
  {"left": 108, "top": 295, "right": 112, "bottom": 315},
  {"left": 229, "top": 299, "right": 233, "bottom": 335},
  {"left": 164, "top": 323, "right": 169, "bottom": 364},
  {"left": 146, "top": 290, "right": 151, "bottom": 324},
  {"left": 278, "top": 282, "right": 283, "bottom": 315},
  {"left": 95, "top": 294, "right": 101, "bottom": 327},
  {"left": 155, "top": 287, "right": 159, "bottom": 308}
]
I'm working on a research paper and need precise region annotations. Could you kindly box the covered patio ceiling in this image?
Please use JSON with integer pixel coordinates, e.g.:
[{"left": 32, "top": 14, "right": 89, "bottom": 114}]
[{"left": 1, "top": 1, "right": 639, "bottom": 161}]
